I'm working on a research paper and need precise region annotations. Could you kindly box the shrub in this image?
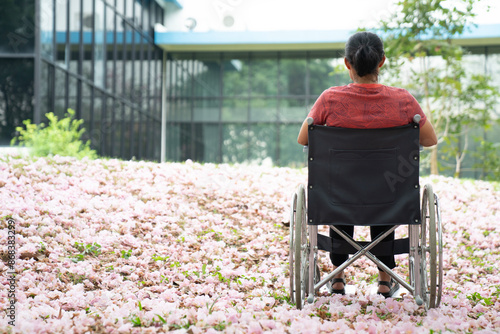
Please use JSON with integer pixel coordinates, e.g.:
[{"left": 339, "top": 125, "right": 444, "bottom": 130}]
[{"left": 11, "top": 109, "right": 98, "bottom": 159}]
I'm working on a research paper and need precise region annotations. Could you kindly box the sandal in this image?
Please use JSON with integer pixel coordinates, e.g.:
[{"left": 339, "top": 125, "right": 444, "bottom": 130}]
[
  {"left": 331, "top": 278, "right": 346, "bottom": 295},
  {"left": 377, "top": 278, "right": 400, "bottom": 298}
]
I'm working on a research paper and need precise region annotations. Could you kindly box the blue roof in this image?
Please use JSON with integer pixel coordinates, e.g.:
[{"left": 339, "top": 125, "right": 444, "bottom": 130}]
[{"left": 155, "top": 29, "right": 353, "bottom": 45}]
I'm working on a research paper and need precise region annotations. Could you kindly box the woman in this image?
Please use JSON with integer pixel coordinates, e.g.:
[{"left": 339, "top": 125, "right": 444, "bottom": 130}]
[{"left": 297, "top": 31, "right": 437, "bottom": 297}]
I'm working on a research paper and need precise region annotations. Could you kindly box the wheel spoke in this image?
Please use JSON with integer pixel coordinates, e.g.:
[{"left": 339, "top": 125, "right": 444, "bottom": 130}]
[
  {"left": 421, "top": 184, "right": 437, "bottom": 309},
  {"left": 289, "top": 193, "right": 296, "bottom": 304},
  {"left": 293, "top": 185, "right": 307, "bottom": 309}
]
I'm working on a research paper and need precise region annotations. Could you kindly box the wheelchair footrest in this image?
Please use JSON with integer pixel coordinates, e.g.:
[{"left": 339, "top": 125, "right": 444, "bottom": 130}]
[{"left": 317, "top": 234, "right": 409, "bottom": 256}]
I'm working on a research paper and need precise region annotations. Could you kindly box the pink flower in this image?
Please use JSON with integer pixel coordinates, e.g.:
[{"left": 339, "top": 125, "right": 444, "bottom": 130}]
[{"left": 2, "top": 157, "right": 499, "bottom": 333}]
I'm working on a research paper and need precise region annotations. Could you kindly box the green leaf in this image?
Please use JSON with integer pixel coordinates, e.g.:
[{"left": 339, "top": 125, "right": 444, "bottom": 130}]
[{"left": 11, "top": 108, "right": 98, "bottom": 159}]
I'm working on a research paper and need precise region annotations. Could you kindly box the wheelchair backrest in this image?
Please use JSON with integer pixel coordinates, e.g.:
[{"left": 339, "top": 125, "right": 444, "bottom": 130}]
[{"left": 307, "top": 121, "right": 421, "bottom": 226}]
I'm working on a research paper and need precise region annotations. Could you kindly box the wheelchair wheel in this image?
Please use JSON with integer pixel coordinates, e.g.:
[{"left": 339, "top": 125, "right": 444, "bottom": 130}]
[
  {"left": 289, "top": 191, "right": 297, "bottom": 304},
  {"left": 292, "top": 184, "right": 309, "bottom": 309},
  {"left": 435, "top": 195, "right": 443, "bottom": 307},
  {"left": 420, "top": 184, "right": 443, "bottom": 309}
]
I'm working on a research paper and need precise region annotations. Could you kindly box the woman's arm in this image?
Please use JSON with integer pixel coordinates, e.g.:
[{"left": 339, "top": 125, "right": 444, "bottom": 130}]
[
  {"left": 420, "top": 119, "right": 438, "bottom": 147},
  {"left": 297, "top": 119, "right": 309, "bottom": 145},
  {"left": 299, "top": 116, "right": 437, "bottom": 147}
]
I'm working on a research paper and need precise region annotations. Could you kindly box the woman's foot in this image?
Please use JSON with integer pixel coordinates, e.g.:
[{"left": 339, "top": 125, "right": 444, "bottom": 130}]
[
  {"left": 331, "top": 266, "right": 345, "bottom": 295},
  {"left": 377, "top": 270, "right": 399, "bottom": 298},
  {"left": 377, "top": 279, "right": 400, "bottom": 298}
]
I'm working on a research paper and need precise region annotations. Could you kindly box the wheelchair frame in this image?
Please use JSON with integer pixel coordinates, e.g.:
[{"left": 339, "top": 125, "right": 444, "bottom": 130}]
[{"left": 289, "top": 116, "right": 443, "bottom": 310}]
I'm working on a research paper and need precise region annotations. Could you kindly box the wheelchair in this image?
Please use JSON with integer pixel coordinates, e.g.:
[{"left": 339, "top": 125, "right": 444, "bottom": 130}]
[{"left": 289, "top": 115, "right": 443, "bottom": 310}]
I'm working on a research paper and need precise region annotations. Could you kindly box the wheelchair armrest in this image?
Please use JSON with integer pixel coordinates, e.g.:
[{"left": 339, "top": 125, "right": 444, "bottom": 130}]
[{"left": 413, "top": 114, "right": 421, "bottom": 124}]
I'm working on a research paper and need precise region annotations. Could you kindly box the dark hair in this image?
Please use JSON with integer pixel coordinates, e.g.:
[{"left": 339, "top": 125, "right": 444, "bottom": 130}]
[{"left": 345, "top": 32, "right": 385, "bottom": 78}]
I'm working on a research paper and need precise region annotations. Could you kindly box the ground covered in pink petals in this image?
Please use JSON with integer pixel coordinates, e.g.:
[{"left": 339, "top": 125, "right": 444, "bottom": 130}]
[{"left": 0, "top": 156, "right": 499, "bottom": 333}]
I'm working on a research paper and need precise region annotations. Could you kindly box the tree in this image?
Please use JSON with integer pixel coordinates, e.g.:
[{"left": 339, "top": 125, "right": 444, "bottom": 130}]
[
  {"left": 11, "top": 109, "right": 98, "bottom": 159},
  {"left": 442, "top": 73, "right": 499, "bottom": 177},
  {"left": 379, "top": 0, "right": 483, "bottom": 175}
]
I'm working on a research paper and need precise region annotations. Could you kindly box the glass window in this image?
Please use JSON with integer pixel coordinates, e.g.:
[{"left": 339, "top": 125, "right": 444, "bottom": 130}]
[
  {"left": 165, "top": 122, "right": 179, "bottom": 161},
  {"left": 106, "top": 5, "right": 116, "bottom": 91},
  {"left": 198, "top": 123, "right": 220, "bottom": 162},
  {"left": 280, "top": 56, "right": 307, "bottom": 96},
  {"left": 40, "top": 61, "right": 51, "bottom": 116},
  {"left": 118, "top": 52, "right": 128, "bottom": 96},
  {"left": 279, "top": 123, "right": 306, "bottom": 167},
  {"left": 222, "top": 98, "right": 248, "bottom": 122},
  {"left": 115, "top": 0, "right": 125, "bottom": 17},
  {"left": 0, "top": 59, "right": 34, "bottom": 142},
  {"left": 156, "top": 3, "right": 163, "bottom": 26},
  {"left": 115, "top": 103, "right": 125, "bottom": 158},
  {"left": 169, "top": 58, "right": 189, "bottom": 97},
  {"left": 141, "top": 47, "right": 150, "bottom": 111},
  {"left": 144, "top": 114, "right": 154, "bottom": 159},
  {"left": 89, "top": 90, "right": 103, "bottom": 151},
  {"left": 168, "top": 99, "right": 191, "bottom": 122},
  {"left": 40, "top": 0, "right": 54, "bottom": 60},
  {"left": 487, "top": 51, "right": 500, "bottom": 91},
  {"left": 223, "top": 54, "right": 249, "bottom": 97},
  {"left": 309, "top": 56, "right": 338, "bottom": 96},
  {"left": 153, "top": 52, "right": 163, "bottom": 100},
  {"left": 119, "top": 31, "right": 129, "bottom": 97},
  {"left": 279, "top": 98, "right": 308, "bottom": 123},
  {"left": 222, "top": 124, "right": 248, "bottom": 163},
  {"left": 125, "top": 0, "right": 134, "bottom": 23},
  {"left": 183, "top": 59, "right": 194, "bottom": 97},
  {"left": 194, "top": 99, "right": 220, "bottom": 122},
  {"left": 55, "top": 0, "right": 68, "bottom": 67},
  {"left": 102, "top": 103, "right": 111, "bottom": 156},
  {"left": 81, "top": 0, "right": 93, "bottom": 32},
  {"left": 125, "top": 53, "right": 134, "bottom": 98},
  {"left": 134, "top": 1, "right": 142, "bottom": 28},
  {"left": 81, "top": 83, "right": 92, "bottom": 130},
  {"left": 115, "top": 60, "right": 125, "bottom": 96},
  {"left": 130, "top": 47, "right": 138, "bottom": 102},
  {"left": 82, "top": 58, "right": 93, "bottom": 81},
  {"left": 95, "top": 0, "right": 106, "bottom": 88},
  {"left": 250, "top": 54, "right": 278, "bottom": 96},
  {"left": 194, "top": 55, "right": 221, "bottom": 97},
  {"left": 54, "top": 68, "right": 66, "bottom": 116},
  {"left": 148, "top": 0, "right": 156, "bottom": 29},
  {"left": 122, "top": 105, "right": 132, "bottom": 158},
  {"left": 250, "top": 98, "right": 277, "bottom": 122},
  {"left": 130, "top": 108, "right": 139, "bottom": 158},
  {"left": 68, "top": 75, "right": 78, "bottom": 112},
  {"left": 249, "top": 124, "right": 276, "bottom": 164},
  {"left": 105, "top": 98, "right": 121, "bottom": 157},
  {"left": 108, "top": 99, "right": 122, "bottom": 157},
  {"left": 67, "top": 0, "right": 80, "bottom": 66},
  {"left": 0, "top": 0, "right": 35, "bottom": 53}
]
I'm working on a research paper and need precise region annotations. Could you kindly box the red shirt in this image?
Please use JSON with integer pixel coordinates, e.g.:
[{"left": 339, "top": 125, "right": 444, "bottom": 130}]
[{"left": 308, "top": 83, "right": 427, "bottom": 128}]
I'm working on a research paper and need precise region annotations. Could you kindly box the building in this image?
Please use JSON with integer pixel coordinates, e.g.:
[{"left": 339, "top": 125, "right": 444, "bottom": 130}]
[
  {"left": 1, "top": 0, "right": 499, "bottom": 173},
  {"left": 157, "top": 0, "right": 500, "bottom": 170},
  {"left": 0, "top": 0, "right": 164, "bottom": 160}
]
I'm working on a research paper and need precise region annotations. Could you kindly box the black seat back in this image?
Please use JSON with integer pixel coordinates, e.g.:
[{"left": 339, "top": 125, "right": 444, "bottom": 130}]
[{"left": 307, "top": 123, "right": 421, "bottom": 226}]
